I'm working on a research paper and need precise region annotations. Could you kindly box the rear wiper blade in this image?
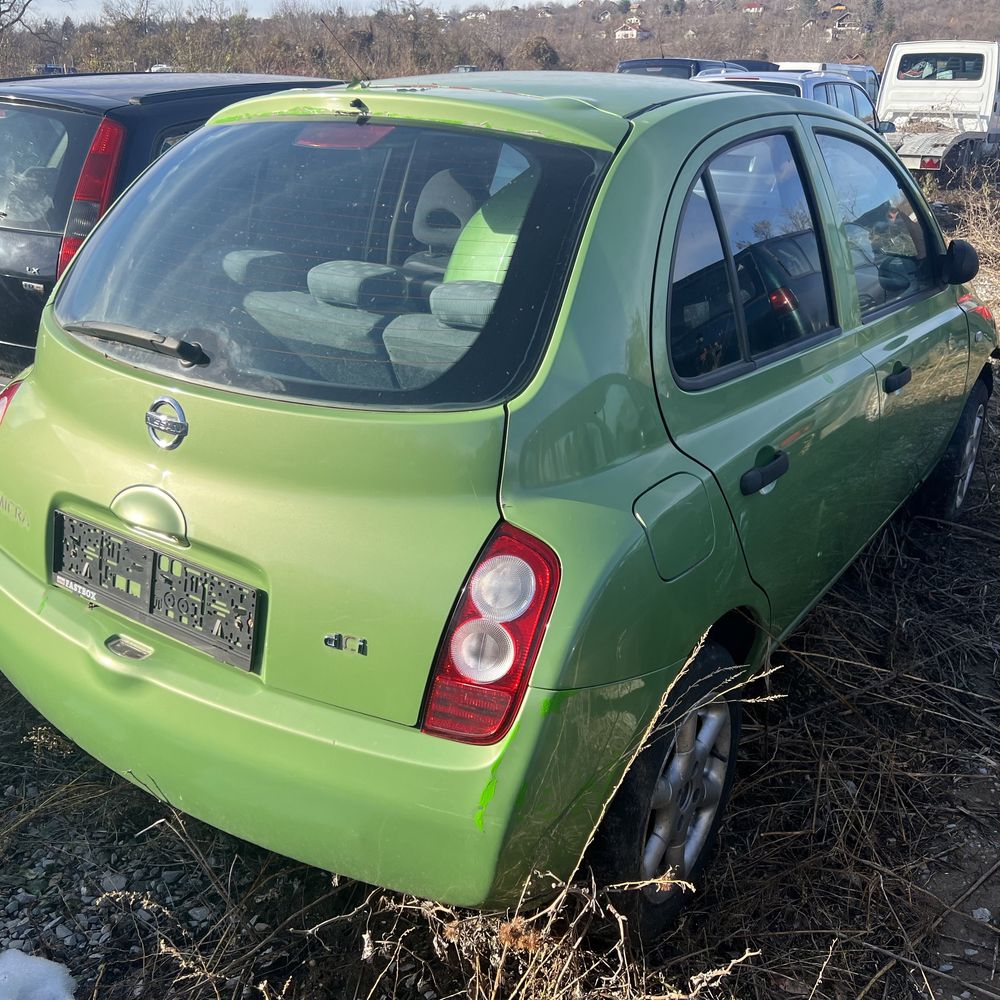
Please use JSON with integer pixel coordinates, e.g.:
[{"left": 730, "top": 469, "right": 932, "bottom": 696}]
[{"left": 65, "top": 321, "right": 210, "bottom": 367}]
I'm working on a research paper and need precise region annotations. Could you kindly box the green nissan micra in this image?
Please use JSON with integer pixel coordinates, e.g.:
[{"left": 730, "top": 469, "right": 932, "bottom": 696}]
[{"left": 0, "top": 72, "right": 994, "bottom": 938}]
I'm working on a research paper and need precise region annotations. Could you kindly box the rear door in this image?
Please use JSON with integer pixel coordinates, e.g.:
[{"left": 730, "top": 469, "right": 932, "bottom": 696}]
[
  {"left": 0, "top": 102, "right": 97, "bottom": 363},
  {"left": 806, "top": 122, "right": 969, "bottom": 517},
  {"left": 651, "top": 118, "right": 883, "bottom": 636}
]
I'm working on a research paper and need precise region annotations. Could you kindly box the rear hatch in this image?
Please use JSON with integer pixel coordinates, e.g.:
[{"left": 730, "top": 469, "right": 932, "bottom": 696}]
[
  {"left": 0, "top": 102, "right": 98, "bottom": 359},
  {"left": 5, "top": 93, "right": 614, "bottom": 726}
]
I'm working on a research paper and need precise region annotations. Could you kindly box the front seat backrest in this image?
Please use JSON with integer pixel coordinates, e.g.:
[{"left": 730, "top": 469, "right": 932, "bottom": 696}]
[{"left": 411, "top": 169, "right": 482, "bottom": 252}]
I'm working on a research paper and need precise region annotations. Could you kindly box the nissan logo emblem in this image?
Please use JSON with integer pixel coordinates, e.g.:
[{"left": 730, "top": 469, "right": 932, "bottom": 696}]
[{"left": 145, "top": 397, "right": 188, "bottom": 450}]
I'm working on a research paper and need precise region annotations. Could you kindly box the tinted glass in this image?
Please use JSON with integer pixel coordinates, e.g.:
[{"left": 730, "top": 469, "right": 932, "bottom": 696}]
[
  {"left": 718, "top": 80, "right": 801, "bottom": 97},
  {"left": 897, "top": 53, "right": 985, "bottom": 81},
  {"left": 816, "top": 134, "right": 935, "bottom": 313},
  {"left": 0, "top": 104, "right": 97, "bottom": 234},
  {"left": 832, "top": 84, "right": 856, "bottom": 114},
  {"left": 620, "top": 63, "right": 691, "bottom": 78},
  {"left": 854, "top": 89, "right": 876, "bottom": 125},
  {"left": 709, "top": 134, "right": 831, "bottom": 356},
  {"left": 55, "top": 121, "right": 606, "bottom": 410},
  {"left": 669, "top": 179, "right": 742, "bottom": 380}
]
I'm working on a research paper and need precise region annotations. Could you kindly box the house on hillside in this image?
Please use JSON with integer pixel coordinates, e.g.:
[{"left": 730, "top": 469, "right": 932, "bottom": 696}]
[
  {"left": 614, "top": 20, "right": 652, "bottom": 39},
  {"left": 596, "top": 7, "right": 614, "bottom": 20},
  {"left": 537, "top": 4, "right": 554, "bottom": 16},
  {"left": 832, "top": 10, "right": 861, "bottom": 31},
  {"left": 743, "top": 1, "right": 765, "bottom": 14}
]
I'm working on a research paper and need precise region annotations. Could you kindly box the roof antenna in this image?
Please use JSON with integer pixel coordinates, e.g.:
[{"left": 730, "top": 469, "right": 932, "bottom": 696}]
[
  {"left": 350, "top": 97, "right": 371, "bottom": 123},
  {"left": 319, "top": 15, "right": 372, "bottom": 85}
]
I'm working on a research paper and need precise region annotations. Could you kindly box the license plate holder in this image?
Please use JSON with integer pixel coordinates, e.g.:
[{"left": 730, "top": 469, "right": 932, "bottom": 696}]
[{"left": 52, "top": 511, "right": 259, "bottom": 670}]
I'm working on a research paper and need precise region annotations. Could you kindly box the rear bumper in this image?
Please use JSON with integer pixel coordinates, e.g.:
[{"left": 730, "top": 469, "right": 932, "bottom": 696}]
[{"left": 0, "top": 550, "right": 663, "bottom": 907}]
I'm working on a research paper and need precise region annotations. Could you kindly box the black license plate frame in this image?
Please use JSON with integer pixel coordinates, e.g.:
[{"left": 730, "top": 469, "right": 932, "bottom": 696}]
[{"left": 52, "top": 510, "right": 259, "bottom": 670}]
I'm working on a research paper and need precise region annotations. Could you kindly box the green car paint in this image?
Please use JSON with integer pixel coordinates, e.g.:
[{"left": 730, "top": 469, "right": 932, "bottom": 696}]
[{"left": 0, "top": 74, "right": 993, "bottom": 909}]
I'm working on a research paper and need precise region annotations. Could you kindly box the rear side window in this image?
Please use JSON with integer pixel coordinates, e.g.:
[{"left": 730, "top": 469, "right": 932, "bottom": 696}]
[
  {"left": 831, "top": 84, "right": 856, "bottom": 115},
  {"left": 669, "top": 133, "right": 833, "bottom": 384},
  {"left": 0, "top": 104, "right": 97, "bottom": 234},
  {"left": 897, "top": 53, "right": 985, "bottom": 81},
  {"left": 55, "top": 121, "right": 607, "bottom": 410},
  {"left": 816, "top": 134, "right": 936, "bottom": 314}
]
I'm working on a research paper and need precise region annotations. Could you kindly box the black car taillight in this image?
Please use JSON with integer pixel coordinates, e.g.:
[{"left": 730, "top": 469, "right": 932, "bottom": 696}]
[
  {"left": 57, "top": 118, "right": 126, "bottom": 277},
  {"left": 422, "top": 524, "right": 560, "bottom": 745}
]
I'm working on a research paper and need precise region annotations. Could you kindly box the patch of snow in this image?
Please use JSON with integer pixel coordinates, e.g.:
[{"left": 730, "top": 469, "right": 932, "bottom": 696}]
[{"left": 0, "top": 950, "right": 76, "bottom": 999}]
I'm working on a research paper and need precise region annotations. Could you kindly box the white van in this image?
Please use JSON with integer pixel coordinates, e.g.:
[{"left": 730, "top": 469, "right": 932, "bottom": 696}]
[{"left": 876, "top": 40, "right": 1000, "bottom": 175}]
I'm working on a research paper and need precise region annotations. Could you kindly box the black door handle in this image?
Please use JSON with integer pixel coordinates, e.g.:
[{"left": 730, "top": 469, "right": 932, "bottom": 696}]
[
  {"left": 884, "top": 366, "right": 912, "bottom": 393},
  {"left": 740, "top": 450, "right": 790, "bottom": 496}
]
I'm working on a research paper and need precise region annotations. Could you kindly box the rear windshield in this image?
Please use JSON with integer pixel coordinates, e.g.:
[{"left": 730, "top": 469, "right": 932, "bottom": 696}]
[
  {"left": 0, "top": 104, "right": 97, "bottom": 234},
  {"left": 716, "top": 80, "right": 801, "bottom": 97},
  {"left": 619, "top": 63, "right": 691, "bottom": 79},
  {"left": 55, "top": 120, "right": 607, "bottom": 410},
  {"left": 897, "top": 53, "right": 985, "bottom": 82}
]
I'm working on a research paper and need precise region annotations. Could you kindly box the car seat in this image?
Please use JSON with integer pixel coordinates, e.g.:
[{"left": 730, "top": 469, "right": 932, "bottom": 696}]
[
  {"left": 401, "top": 168, "right": 488, "bottom": 302},
  {"left": 384, "top": 167, "right": 538, "bottom": 389}
]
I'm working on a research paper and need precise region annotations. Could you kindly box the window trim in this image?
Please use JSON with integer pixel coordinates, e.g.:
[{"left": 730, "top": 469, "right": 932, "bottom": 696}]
[
  {"left": 811, "top": 126, "right": 948, "bottom": 321},
  {"left": 666, "top": 127, "right": 840, "bottom": 392}
]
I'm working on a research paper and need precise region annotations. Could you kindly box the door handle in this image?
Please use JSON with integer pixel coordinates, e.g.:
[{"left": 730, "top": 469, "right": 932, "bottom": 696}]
[
  {"left": 884, "top": 366, "right": 912, "bottom": 393},
  {"left": 740, "top": 450, "right": 789, "bottom": 496}
]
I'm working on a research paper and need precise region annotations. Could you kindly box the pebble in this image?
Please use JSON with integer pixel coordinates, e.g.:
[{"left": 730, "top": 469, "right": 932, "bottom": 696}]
[
  {"left": 964, "top": 948, "right": 979, "bottom": 957},
  {"left": 188, "top": 906, "right": 211, "bottom": 923},
  {"left": 940, "top": 963, "right": 954, "bottom": 972},
  {"left": 972, "top": 907, "right": 993, "bottom": 922},
  {"left": 101, "top": 873, "right": 128, "bottom": 893},
  {"left": 162, "top": 870, "right": 183, "bottom": 885}
]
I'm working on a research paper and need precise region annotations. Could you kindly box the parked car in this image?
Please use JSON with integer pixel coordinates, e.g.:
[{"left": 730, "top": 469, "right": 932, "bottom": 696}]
[
  {"left": 777, "top": 61, "right": 880, "bottom": 101},
  {"left": 876, "top": 40, "right": 1000, "bottom": 179},
  {"left": 616, "top": 57, "right": 748, "bottom": 78},
  {"left": 0, "top": 72, "right": 993, "bottom": 940},
  {"left": 731, "top": 58, "right": 780, "bottom": 72},
  {"left": 695, "top": 69, "right": 886, "bottom": 131},
  {"left": 0, "top": 72, "right": 341, "bottom": 371}
]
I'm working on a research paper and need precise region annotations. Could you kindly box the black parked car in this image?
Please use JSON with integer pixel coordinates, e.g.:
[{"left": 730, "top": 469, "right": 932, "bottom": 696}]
[
  {"left": 616, "top": 57, "right": 750, "bottom": 79},
  {"left": 0, "top": 73, "right": 340, "bottom": 371}
]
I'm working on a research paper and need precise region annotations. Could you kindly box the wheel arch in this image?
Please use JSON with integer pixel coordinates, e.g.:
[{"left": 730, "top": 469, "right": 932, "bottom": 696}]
[
  {"left": 704, "top": 606, "right": 767, "bottom": 674},
  {"left": 976, "top": 360, "right": 994, "bottom": 396}
]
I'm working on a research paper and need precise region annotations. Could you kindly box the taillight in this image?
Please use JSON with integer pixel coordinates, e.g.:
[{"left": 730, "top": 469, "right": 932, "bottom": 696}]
[
  {"left": 422, "top": 524, "right": 560, "bottom": 744},
  {"left": 920, "top": 157, "right": 941, "bottom": 170},
  {"left": 57, "top": 117, "right": 126, "bottom": 277},
  {"left": 769, "top": 286, "right": 799, "bottom": 314},
  {"left": 0, "top": 381, "right": 23, "bottom": 428}
]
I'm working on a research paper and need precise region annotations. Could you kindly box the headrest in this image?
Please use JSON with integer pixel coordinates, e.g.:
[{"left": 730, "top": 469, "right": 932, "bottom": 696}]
[
  {"left": 429, "top": 280, "right": 501, "bottom": 330},
  {"left": 307, "top": 260, "right": 406, "bottom": 311},
  {"left": 412, "top": 169, "right": 482, "bottom": 252}
]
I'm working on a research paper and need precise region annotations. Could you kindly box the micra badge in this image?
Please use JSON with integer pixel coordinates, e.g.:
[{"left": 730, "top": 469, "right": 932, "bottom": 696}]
[{"left": 324, "top": 633, "right": 368, "bottom": 656}]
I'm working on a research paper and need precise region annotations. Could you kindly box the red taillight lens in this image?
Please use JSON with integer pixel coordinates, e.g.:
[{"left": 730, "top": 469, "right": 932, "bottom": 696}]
[
  {"left": 57, "top": 117, "right": 126, "bottom": 277},
  {"left": 422, "top": 523, "right": 560, "bottom": 744},
  {"left": 920, "top": 157, "right": 941, "bottom": 170},
  {"left": 0, "top": 381, "right": 23, "bottom": 427},
  {"left": 769, "top": 286, "right": 799, "bottom": 314}
]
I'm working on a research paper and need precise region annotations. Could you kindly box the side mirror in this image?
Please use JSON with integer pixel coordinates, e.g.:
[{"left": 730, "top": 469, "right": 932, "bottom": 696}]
[
  {"left": 943, "top": 238, "right": 979, "bottom": 284},
  {"left": 876, "top": 120, "right": 896, "bottom": 134}
]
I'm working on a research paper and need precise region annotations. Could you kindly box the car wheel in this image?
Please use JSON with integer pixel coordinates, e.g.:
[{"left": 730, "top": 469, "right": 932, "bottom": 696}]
[
  {"left": 918, "top": 379, "right": 989, "bottom": 521},
  {"left": 588, "top": 643, "right": 742, "bottom": 942}
]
